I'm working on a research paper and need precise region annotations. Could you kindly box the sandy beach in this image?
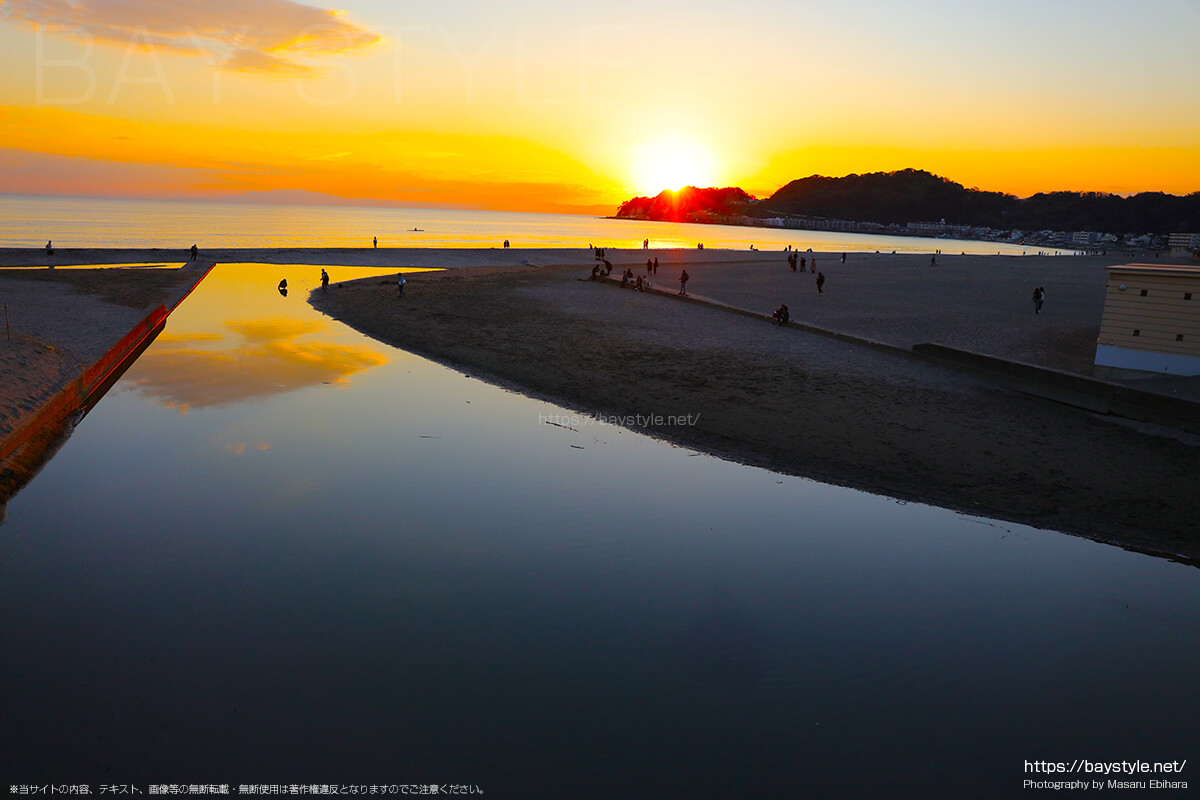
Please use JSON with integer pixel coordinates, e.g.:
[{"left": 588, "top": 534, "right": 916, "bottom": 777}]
[{"left": 307, "top": 251, "right": 1200, "bottom": 564}]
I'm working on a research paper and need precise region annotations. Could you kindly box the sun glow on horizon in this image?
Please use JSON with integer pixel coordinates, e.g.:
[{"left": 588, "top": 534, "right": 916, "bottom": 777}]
[{"left": 631, "top": 137, "right": 719, "bottom": 196}]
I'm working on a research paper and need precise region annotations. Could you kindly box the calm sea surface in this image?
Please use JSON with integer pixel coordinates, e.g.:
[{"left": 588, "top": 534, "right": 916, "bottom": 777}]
[
  {"left": 0, "top": 220, "right": 1192, "bottom": 793},
  {"left": 0, "top": 193, "right": 1067, "bottom": 254}
]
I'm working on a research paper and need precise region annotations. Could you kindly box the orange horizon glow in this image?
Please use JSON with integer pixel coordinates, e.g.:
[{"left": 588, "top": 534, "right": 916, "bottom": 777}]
[{"left": 1, "top": 0, "right": 1197, "bottom": 210}]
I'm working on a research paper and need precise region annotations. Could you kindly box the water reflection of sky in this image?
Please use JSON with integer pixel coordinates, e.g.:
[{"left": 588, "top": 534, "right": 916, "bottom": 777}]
[
  {"left": 117, "top": 264, "right": 412, "bottom": 411},
  {"left": 0, "top": 262, "right": 1197, "bottom": 795}
]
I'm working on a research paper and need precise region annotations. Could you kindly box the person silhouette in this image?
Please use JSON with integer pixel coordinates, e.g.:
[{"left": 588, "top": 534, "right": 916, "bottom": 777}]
[{"left": 320, "top": 269, "right": 329, "bottom": 291}]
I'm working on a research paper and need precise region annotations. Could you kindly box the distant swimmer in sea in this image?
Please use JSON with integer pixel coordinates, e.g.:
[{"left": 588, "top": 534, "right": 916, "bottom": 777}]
[
  {"left": 816, "top": 272, "right": 825, "bottom": 294},
  {"left": 320, "top": 269, "right": 329, "bottom": 291}
]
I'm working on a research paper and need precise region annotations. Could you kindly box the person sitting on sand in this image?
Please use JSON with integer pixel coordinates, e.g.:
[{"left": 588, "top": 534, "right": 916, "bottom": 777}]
[
  {"left": 397, "top": 274, "right": 407, "bottom": 296},
  {"left": 621, "top": 271, "right": 630, "bottom": 288},
  {"left": 773, "top": 304, "right": 789, "bottom": 325},
  {"left": 591, "top": 265, "right": 601, "bottom": 280},
  {"left": 635, "top": 275, "right": 644, "bottom": 292},
  {"left": 679, "top": 269, "right": 689, "bottom": 295},
  {"left": 45, "top": 240, "right": 54, "bottom": 256}
]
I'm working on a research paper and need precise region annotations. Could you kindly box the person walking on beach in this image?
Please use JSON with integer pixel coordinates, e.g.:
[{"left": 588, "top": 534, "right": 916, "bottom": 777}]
[
  {"left": 373, "top": 236, "right": 377, "bottom": 249},
  {"left": 653, "top": 257, "right": 658, "bottom": 274},
  {"left": 190, "top": 244, "right": 198, "bottom": 261},
  {"left": 397, "top": 273, "right": 407, "bottom": 296},
  {"left": 679, "top": 269, "right": 689, "bottom": 295},
  {"left": 321, "top": 269, "right": 330, "bottom": 291},
  {"left": 816, "top": 272, "right": 825, "bottom": 295},
  {"left": 1032, "top": 286, "right": 1044, "bottom": 314},
  {"left": 841, "top": 252, "right": 846, "bottom": 263},
  {"left": 810, "top": 256, "right": 817, "bottom": 274}
]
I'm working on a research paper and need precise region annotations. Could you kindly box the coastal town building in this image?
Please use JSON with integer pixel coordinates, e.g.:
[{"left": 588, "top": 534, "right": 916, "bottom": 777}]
[
  {"left": 1094, "top": 264, "right": 1200, "bottom": 376},
  {"left": 1168, "top": 232, "right": 1200, "bottom": 257}
]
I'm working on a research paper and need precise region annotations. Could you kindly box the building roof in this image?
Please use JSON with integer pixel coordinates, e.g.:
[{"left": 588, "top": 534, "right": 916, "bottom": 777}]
[{"left": 1107, "top": 263, "right": 1200, "bottom": 278}]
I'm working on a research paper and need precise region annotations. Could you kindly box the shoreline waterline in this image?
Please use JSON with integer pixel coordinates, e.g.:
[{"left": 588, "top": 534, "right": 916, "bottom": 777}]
[{"left": 0, "top": 194, "right": 1077, "bottom": 254}]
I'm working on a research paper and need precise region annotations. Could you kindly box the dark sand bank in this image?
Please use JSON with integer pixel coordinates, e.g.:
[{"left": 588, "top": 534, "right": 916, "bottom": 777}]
[{"left": 311, "top": 260, "right": 1200, "bottom": 565}]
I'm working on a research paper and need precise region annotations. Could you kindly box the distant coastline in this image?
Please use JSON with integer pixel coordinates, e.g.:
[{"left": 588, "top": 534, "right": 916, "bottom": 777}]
[{"left": 614, "top": 169, "right": 1200, "bottom": 254}]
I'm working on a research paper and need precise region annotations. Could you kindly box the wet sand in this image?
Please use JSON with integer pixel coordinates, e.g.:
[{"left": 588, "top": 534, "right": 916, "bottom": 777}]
[{"left": 310, "top": 254, "right": 1200, "bottom": 565}]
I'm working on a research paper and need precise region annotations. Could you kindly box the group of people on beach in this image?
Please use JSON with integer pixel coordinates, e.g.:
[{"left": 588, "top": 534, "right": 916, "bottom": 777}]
[{"left": 787, "top": 252, "right": 816, "bottom": 273}]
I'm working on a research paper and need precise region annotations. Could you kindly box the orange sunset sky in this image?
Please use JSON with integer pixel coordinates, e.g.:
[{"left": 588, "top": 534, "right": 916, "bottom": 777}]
[{"left": 1, "top": 0, "right": 1198, "bottom": 214}]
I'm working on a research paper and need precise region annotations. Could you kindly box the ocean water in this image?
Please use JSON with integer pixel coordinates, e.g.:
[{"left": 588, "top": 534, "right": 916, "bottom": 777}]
[{"left": 0, "top": 193, "right": 1063, "bottom": 254}]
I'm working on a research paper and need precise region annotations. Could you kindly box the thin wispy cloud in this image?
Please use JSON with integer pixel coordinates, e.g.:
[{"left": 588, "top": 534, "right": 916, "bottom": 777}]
[{"left": 3, "top": 0, "right": 381, "bottom": 76}]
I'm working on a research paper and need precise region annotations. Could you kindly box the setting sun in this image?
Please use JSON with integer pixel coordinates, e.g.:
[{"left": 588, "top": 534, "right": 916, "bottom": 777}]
[{"left": 631, "top": 137, "right": 719, "bottom": 195}]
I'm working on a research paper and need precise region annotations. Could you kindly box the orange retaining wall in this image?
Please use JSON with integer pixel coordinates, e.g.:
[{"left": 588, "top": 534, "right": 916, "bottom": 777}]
[{"left": 0, "top": 263, "right": 214, "bottom": 464}]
